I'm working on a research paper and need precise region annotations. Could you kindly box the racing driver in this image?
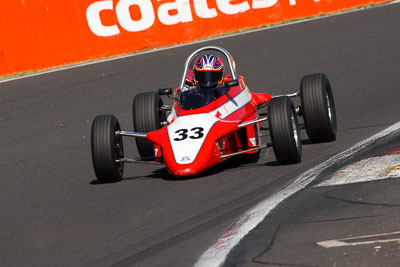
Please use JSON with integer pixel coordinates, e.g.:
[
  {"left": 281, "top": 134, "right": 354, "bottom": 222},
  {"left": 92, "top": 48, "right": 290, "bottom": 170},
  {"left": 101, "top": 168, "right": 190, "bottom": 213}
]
[{"left": 179, "top": 55, "right": 227, "bottom": 110}]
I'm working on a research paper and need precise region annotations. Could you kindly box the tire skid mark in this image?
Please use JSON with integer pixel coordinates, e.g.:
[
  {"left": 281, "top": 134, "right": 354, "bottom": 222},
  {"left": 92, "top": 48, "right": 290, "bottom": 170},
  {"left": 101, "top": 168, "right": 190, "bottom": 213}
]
[{"left": 325, "top": 195, "right": 400, "bottom": 207}]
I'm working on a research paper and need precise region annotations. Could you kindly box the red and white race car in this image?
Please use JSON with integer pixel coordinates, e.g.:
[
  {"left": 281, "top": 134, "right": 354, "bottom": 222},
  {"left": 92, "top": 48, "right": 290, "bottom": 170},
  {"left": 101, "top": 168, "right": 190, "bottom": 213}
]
[{"left": 91, "top": 46, "right": 336, "bottom": 182}]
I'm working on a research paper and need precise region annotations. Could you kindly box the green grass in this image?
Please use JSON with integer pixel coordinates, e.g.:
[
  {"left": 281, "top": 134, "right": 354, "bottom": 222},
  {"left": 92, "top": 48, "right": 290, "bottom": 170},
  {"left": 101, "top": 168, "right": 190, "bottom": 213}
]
[{"left": 0, "top": 1, "right": 385, "bottom": 81}]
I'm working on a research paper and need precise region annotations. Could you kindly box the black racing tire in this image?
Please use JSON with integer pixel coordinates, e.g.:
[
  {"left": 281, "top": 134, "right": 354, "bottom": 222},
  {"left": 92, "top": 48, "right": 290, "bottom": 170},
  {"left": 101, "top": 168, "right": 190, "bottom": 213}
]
[
  {"left": 300, "top": 73, "right": 337, "bottom": 142},
  {"left": 91, "top": 115, "right": 124, "bottom": 183},
  {"left": 132, "top": 92, "right": 166, "bottom": 158},
  {"left": 268, "top": 96, "right": 302, "bottom": 164}
]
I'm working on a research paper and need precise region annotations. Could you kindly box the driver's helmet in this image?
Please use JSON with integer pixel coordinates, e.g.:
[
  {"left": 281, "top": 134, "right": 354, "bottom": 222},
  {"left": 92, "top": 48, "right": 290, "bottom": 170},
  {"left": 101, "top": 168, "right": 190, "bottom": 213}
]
[{"left": 193, "top": 55, "right": 224, "bottom": 88}]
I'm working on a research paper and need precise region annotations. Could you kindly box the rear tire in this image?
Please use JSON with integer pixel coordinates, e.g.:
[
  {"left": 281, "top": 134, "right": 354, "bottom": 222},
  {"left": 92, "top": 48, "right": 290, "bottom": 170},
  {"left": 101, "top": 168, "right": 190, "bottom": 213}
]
[
  {"left": 132, "top": 92, "right": 166, "bottom": 158},
  {"left": 91, "top": 115, "right": 124, "bottom": 182},
  {"left": 300, "top": 73, "right": 337, "bottom": 142},
  {"left": 268, "top": 96, "right": 302, "bottom": 164}
]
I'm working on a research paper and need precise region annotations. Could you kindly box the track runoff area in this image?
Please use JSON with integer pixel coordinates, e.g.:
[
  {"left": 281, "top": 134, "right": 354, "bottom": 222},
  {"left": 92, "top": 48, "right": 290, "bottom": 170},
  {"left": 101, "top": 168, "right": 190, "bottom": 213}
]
[{"left": 194, "top": 121, "right": 400, "bottom": 266}]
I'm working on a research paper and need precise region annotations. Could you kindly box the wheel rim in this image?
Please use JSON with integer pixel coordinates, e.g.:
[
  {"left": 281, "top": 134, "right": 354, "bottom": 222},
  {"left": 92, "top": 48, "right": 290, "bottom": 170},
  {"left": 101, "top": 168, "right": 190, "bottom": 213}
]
[
  {"left": 114, "top": 130, "right": 124, "bottom": 174},
  {"left": 159, "top": 106, "right": 167, "bottom": 127},
  {"left": 291, "top": 110, "right": 301, "bottom": 152},
  {"left": 326, "top": 89, "right": 337, "bottom": 131},
  {"left": 326, "top": 92, "right": 332, "bottom": 121}
]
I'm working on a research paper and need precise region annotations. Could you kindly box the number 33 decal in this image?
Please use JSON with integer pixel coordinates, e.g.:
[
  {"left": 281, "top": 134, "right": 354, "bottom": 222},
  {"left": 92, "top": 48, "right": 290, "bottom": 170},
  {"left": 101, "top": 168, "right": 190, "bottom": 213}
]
[{"left": 174, "top": 127, "right": 204, "bottom": 141}]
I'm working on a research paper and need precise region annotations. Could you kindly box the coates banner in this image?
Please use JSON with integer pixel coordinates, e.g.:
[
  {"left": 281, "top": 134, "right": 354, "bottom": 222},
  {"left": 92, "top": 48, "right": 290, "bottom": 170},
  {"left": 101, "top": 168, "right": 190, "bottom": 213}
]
[{"left": 0, "top": 0, "right": 387, "bottom": 76}]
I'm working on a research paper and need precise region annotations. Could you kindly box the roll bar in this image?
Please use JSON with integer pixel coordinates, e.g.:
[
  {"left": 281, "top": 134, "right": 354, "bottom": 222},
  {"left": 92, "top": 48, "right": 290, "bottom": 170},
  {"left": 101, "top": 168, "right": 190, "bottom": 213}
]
[{"left": 179, "top": 46, "right": 238, "bottom": 90}]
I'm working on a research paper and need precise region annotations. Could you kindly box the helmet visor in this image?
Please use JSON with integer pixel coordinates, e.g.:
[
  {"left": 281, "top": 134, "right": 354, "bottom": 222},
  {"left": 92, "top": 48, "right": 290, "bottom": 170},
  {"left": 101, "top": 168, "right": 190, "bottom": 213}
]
[{"left": 195, "top": 70, "right": 223, "bottom": 88}]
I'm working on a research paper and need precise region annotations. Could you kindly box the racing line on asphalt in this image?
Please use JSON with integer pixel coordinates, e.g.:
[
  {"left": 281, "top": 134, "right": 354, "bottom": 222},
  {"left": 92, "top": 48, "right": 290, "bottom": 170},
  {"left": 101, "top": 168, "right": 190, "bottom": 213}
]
[{"left": 194, "top": 121, "right": 400, "bottom": 267}]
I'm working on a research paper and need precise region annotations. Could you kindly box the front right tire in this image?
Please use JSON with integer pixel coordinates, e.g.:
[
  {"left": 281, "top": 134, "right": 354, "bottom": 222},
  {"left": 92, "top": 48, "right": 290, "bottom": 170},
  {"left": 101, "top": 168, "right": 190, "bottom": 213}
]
[
  {"left": 91, "top": 115, "right": 124, "bottom": 183},
  {"left": 268, "top": 96, "right": 302, "bottom": 164}
]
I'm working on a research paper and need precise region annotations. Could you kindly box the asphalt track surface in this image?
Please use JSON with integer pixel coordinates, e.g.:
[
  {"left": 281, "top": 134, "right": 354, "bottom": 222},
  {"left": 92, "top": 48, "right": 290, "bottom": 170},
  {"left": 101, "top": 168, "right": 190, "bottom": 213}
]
[{"left": 1, "top": 3, "right": 400, "bottom": 266}]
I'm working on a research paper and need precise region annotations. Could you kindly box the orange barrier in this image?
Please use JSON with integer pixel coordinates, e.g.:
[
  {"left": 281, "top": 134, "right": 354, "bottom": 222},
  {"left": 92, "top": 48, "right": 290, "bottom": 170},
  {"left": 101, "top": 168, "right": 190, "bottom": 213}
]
[{"left": 0, "top": 0, "right": 388, "bottom": 76}]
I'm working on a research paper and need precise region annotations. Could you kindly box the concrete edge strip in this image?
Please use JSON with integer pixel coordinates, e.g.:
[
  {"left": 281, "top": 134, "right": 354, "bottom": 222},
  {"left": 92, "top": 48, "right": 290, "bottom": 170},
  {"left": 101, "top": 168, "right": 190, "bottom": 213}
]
[
  {"left": 1, "top": 0, "right": 399, "bottom": 85},
  {"left": 194, "top": 121, "right": 400, "bottom": 267},
  {"left": 317, "top": 231, "right": 400, "bottom": 248}
]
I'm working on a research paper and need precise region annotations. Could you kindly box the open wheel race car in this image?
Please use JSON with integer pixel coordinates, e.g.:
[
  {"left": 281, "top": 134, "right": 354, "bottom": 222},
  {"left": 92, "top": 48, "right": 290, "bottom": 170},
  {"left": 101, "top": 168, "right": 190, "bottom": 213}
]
[{"left": 90, "top": 46, "right": 337, "bottom": 182}]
